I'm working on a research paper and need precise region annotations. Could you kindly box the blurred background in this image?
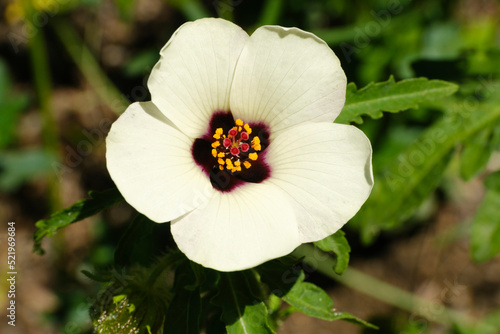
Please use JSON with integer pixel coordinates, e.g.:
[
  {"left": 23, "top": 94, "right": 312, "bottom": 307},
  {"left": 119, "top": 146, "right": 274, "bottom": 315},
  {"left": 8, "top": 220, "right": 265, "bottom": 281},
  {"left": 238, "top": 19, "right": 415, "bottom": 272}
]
[{"left": 1, "top": 0, "right": 500, "bottom": 333}]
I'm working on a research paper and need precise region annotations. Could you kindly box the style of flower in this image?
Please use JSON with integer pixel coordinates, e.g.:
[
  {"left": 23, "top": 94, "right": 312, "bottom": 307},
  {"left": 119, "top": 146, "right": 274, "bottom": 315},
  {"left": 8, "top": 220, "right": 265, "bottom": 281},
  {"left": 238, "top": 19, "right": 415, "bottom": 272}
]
[{"left": 106, "top": 18, "right": 373, "bottom": 272}]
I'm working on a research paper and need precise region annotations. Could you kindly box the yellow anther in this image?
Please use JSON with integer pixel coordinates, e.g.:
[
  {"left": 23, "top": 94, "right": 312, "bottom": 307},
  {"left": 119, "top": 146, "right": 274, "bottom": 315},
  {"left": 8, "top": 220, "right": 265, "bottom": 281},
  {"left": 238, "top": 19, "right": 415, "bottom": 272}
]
[
  {"left": 243, "top": 161, "right": 251, "bottom": 169},
  {"left": 219, "top": 165, "right": 224, "bottom": 171},
  {"left": 234, "top": 160, "right": 241, "bottom": 167},
  {"left": 249, "top": 152, "right": 258, "bottom": 161},
  {"left": 251, "top": 137, "right": 261, "bottom": 151},
  {"left": 244, "top": 124, "right": 252, "bottom": 134},
  {"left": 235, "top": 119, "right": 243, "bottom": 126},
  {"left": 211, "top": 141, "right": 220, "bottom": 148},
  {"left": 218, "top": 158, "right": 225, "bottom": 165},
  {"left": 212, "top": 149, "right": 217, "bottom": 158},
  {"left": 213, "top": 128, "right": 223, "bottom": 139},
  {"left": 226, "top": 159, "right": 234, "bottom": 169},
  {"left": 218, "top": 152, "right": 225, "bottom": 158},
  {"left": 238, "top": 126, "right": 242, "bottom": 132},
  {"left": 232, "top": 166, "right": 241, "bottom": 172}
]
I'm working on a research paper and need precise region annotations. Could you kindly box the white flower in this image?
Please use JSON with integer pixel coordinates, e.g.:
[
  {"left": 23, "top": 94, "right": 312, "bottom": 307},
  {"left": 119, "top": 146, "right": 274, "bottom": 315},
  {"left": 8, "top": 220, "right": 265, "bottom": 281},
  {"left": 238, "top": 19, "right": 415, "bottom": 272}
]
[{"left": 106, "top": 18, "right": 373, "bottom": 272}]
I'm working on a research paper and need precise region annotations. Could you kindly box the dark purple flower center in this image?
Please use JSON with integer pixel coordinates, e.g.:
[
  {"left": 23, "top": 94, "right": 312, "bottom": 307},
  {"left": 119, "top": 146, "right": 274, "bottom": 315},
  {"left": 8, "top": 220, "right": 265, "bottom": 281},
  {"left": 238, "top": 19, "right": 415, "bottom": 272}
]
[{"left": 191, "top": 111, "right": 271, "bottom": 192}]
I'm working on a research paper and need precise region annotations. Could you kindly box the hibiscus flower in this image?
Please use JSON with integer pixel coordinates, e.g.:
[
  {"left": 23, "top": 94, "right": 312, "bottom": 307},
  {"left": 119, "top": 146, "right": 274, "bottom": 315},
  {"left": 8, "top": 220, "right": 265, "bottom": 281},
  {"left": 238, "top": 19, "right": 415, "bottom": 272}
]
[{"left": 106, "top": 18, "right": 373, "bottom": 271}]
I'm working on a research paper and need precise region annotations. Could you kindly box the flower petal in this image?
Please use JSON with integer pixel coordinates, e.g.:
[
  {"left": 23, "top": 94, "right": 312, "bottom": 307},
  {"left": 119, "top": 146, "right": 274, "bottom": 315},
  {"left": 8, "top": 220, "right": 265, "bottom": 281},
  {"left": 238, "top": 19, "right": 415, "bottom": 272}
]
[
  {"left": 170, "top": 183, "right": 301, "bottom": 271},
  {"left": 230, "top": 26, "right": 346, "bottom": 136},
  {"left": 148, "top": 18, "right": 249, "bottom": 138},
  {"left": 106, "top": 101, "right": 213, "bottom": 223},
  {"left": 266, "top": 122, "right": 373, "bottom": 242}
]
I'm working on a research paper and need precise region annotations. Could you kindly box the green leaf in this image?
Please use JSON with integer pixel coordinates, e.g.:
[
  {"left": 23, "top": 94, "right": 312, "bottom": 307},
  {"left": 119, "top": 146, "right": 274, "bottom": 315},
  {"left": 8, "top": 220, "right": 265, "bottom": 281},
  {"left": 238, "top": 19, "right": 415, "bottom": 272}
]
[
  {"left": 281, "top": 271, "right": 332, "bottom": 320},
  {"left": 313, "top": 230, "right": 351, "bottom": 275},
  {"left": 459, "top": 126, "right": 494, "bottom": 180},
  {"left": 485, "top": 171, "right": 500, "bottom": 192},
  {"left": 0, "top": 98, "right": 29, "bottom": 149},
  {"left": 336, "top": 76, "right": 459, "bottom": 124},
  {"left": 114, "top": 214, "right": 171, "bottom": 267},
  {"left": 164, "top": 262, "right": 202, "bottom": 334},
  {"left": 470, "top": 189, "right": 500, "bottom": 262},
  {"left": 164, "top": 287, "right": 201, "bottom": 334},
  {"left": 282, "top": 271, "right": 376, "bottom": 328},
  {"left": 33, "top": 188, "right": 123, "bottom": 254},
  {"left": 258, "top": 261, "right": 374, "bottom": 329},
  {"left": 212, "top": 272, "right": 275, "bottom": 334},
  {"left": 0, "top": 149, "right": 57, "bottom": 192},
  {"left": 354, "top": 100, "right": 500, "bottom": 243}
]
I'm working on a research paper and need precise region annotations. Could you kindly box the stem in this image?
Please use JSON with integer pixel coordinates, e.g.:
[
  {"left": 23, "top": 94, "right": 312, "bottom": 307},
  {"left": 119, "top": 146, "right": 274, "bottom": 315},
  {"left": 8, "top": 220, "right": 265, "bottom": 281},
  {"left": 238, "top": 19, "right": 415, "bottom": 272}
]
[
  {"left": 52, "top": 19, "right": 128, "bottom": 115},
  {"left": 169, "top": 0, "right": 210, "bottom": 21},
  {"left": 26, "top": 10, "right": 60, "bottom": 210},
  {"left": 292, "top": 244, "right": 473, "bottom": 328},
  {"left": 257, "top": 0, "right": 283, "bottom": 26}
]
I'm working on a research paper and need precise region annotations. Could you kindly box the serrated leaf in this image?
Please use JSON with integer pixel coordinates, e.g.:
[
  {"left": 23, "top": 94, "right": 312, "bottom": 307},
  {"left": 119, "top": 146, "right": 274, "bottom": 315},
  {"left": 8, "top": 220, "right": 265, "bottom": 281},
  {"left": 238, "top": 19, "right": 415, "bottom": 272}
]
[
  {"left": 281, "top": 271, "right": 333, "bottom": 320},
  {"left": 282, "top": 271, "right": 376, "bottom": 328},
  {"left": 470, "top": 190, "right": 500, "bottom": 262},
  {"left": 336, "top": 76, "right": 458, "bottom": 124},
  {"left": 354, "top": 100, "right": 500, "bottom": 243},
  {"left": 257, "top": 261, "right": 374, "bottom": 329},
  {"left": 314, "top": 230, "right": 351, "bottom": 275},
  {"left": 460, "top": 126, "right": 494, "bottom": 180},
  {"left": 212, "top": 272, "right": 274, "bottom": 334},
  {"left": 33, "top": 188, "right": 123, "bottom": 254}
]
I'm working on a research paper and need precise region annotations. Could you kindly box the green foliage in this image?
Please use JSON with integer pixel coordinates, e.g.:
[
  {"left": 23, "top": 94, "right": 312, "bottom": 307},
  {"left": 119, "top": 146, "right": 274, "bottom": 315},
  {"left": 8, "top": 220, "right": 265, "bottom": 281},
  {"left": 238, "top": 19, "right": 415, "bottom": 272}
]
[
  {"left": 33, "top": 188, "right": 123, "bottom": 254},
  {"left": 112, "top": 0, "right": 136, "bottom": 19},
  {"left": 0, "top": 59, "right": 29, "bottom": 149},
  {"left": 114, "top": 214, "right": 171, "bottom": 267},
  {"left": 164, "top": 262, "right": 202, "bottom": 334},
  {"left": 336, "top": 76, "right": 458, "bottom": 124},
  {"left": 313, "top": 230, "right": 350, "bottom": 275},
  {"left": 459, "top": 125, "right": 496, "bottom": 181},
  {"left": 0, "top": 149, "right": 57, "bottom": 192},
  {"left": 470, "top": 172, "right": 500, "bottom": 262},
  {"left": 91, "top": 264, "right": 172, "bottom": 334},
  {"left": 212, "top": 271, "right": 275, "bottom": 334},
  {"left": 354, "top": 100, "right": 500, "bottom": 243},
  {"left": 281, "top": 271, "right": 375, "bottom": 328},
  {"left": 257, "top": 260, "right": 375, "bottom": 329},
  {"left": 451, "top": 309, "right": 500, "bottom": 334}
]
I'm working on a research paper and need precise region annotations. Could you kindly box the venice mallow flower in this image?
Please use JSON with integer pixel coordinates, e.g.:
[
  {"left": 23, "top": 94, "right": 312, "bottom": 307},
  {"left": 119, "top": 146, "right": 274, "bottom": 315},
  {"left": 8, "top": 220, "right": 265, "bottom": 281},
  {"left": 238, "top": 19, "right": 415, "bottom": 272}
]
[{"left": 106, "top": 18, "right": 373, "bottom": 272}]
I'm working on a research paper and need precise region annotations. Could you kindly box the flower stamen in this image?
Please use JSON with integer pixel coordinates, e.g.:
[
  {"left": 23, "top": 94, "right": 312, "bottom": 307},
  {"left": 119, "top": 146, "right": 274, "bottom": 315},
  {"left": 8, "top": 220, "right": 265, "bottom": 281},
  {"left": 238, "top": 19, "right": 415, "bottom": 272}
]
[{"left": 211, "top": 119, "right": 261, "bottom": 173}]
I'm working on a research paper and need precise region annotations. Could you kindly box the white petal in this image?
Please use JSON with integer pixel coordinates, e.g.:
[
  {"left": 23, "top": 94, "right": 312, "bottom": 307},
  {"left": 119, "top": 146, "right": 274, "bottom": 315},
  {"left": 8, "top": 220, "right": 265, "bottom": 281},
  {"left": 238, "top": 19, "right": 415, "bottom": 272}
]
[
  {"left": 170, "top": 183, "right": 301, "bottom": 271},
  {"left": 106, "top": 101, "right": 213, "bottom": 223},
  {"left": 230, "top": 26, "right": 346, "bottom": 136},
  {"left": 148, "top": 18, "right": 249, "bottom": 138},
  {"left": 266, "top": 122, "right": 373, "bottom": 242}
]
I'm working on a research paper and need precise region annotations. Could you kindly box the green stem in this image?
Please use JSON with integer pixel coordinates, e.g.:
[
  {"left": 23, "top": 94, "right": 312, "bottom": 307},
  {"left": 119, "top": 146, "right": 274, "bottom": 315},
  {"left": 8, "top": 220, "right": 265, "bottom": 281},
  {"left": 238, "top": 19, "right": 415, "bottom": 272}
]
[
  {"left": 168, "top": 0, "right": 210, "bottom": 21},
  {"left": 214, "top": 0, "right": 234, "bottom": 22},
  {"left": 27, "top": 12, "right": 60, "bottom": 210},
  {"left": 256, "top": 0, "right": 283, "bottom": 26},
  {"left": 293, "top": 244, "right": 473, "bottom": 328},
  {"left": 52, "top": 19, "right": 128, "bottom": 115}
]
